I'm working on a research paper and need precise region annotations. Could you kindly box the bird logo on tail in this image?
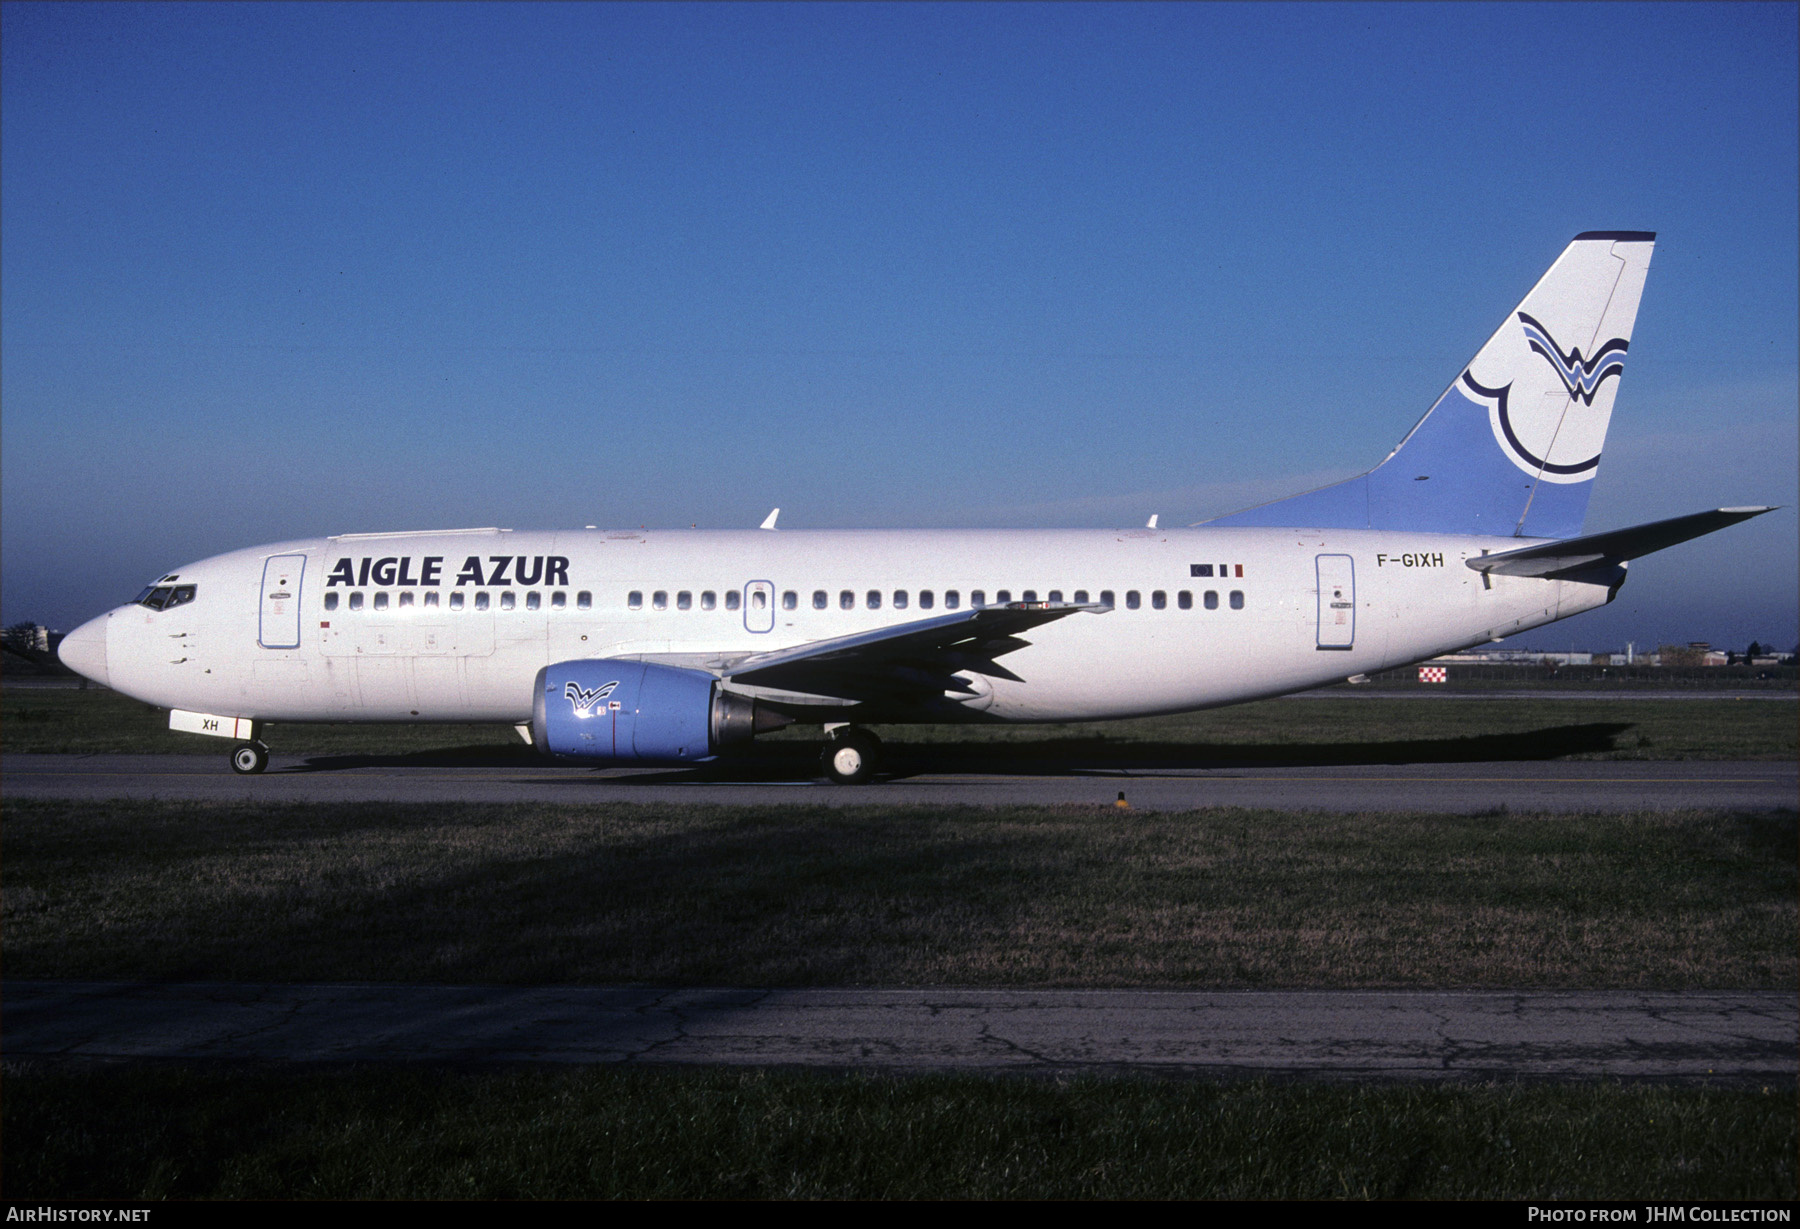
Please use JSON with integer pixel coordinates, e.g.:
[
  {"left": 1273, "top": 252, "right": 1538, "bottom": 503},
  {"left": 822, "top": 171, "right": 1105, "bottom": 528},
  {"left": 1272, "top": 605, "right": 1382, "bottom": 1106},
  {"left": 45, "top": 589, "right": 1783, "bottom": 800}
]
[{"left": 1517, "top": 312, "right": 1629, "bottom": 406}]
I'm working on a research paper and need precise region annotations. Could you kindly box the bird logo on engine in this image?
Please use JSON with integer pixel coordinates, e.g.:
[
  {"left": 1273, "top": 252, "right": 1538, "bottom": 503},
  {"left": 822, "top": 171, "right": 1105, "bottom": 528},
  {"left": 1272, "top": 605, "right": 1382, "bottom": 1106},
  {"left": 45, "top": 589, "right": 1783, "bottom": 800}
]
[{"left": 564, "top": 679, "right": 619, "bottom": 717}]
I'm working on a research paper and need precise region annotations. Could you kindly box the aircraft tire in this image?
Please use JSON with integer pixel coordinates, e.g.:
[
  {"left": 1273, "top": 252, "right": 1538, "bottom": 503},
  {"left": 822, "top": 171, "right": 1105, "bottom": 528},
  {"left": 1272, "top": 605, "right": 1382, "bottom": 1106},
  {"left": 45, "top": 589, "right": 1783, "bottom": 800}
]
[
  {"left": 821, "top": 729, "right": 880, "bottom": 785},
  {"left": 230, "top": 741, "right": 269, "bottom": 775}
]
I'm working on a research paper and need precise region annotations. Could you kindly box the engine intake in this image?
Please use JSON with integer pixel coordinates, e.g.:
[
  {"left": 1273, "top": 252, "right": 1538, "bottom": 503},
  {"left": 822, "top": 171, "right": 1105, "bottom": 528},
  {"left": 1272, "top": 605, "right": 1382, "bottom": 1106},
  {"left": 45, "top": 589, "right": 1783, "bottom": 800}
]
[{"left": 531, "top": 659, "right": 785, "bottom": 763}]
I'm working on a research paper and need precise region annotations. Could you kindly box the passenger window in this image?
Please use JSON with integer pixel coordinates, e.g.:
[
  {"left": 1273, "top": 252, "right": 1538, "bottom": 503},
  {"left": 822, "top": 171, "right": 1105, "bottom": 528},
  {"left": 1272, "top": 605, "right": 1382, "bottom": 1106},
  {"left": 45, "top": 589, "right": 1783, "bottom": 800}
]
[
  {"left": 551, "top": 591, "right": 566, "bottom": 609},
  {"left": 374, "top": 592, "right": 390, "bottom": 610},
  {"left": 840, "top": 590, "right": 855, "bottom": 610},
  {"left": 971, "top": 590, "right": 985, "bottom": 608},
  {"left": 628, "top": 591, "right": 643, "bottom": 610},
  {"left": 866, "top": 590, "right": 881, "bottom": 610},
  {"left": 1100, "top": 590, "right": 1114, "bottom": 608},
  {"left": 1204, "top": 590, "right": 1218, "bottom": 610},
  {"left": 500, "top": 591, "right": 516, "bottom": 610},
  {"left": 1152, "top": 591, "right": 1166, "bottom": 610},
  {"left": 324, "top": 592, "right": 339, "bottom": 611},
  {"left": 578, "top": 591, "right": 592, "bottom": 610},
  {"left": 782, "top": 591, "right": 797, "bottom": 610},
  {"left": 475, "top": 592, "right": 490, "bottom": 611},
  {"left": 527, "top": 592, "right": 541, "bottom": 610},
  {"left": 349, "top": 592, "right": 364, "bottom": 610},
  {"left": 450, "top": 592, "right": 465, "bottom": 610},
  {"left": 1022, "top": 590, "right": 1037, "bottom": 603},
  {"left": 944, "top": 590, "right": 960, "bottom": 609},
  {"left": 726, "top": 590, "right": 741, "bottom": 611},
  {"left": 893, "top": 590, "right": 908, "bottom": 609},
  {"left": 995, "top": 590, "right": 1010, "bottom": 604},
  {"left": 1126, "top": 591, "right": 1141, "bottom": 610},
  {"left": 701, "top": 591, "right": 715, "bottom": 610},
  {"left": 425, "top": 591, "right": 440, "bottom": 608},
  {"left": 677, "top": 591, "right": 692, "bottom": 611},
  {"left": 1230, "top": 590, "right": 1245, "bottom": 609},
  {"left": 1048, "top": 590, "right": 1062, "bottom": 603},
  {"left": 653, "top": 591, "right": 668, "bottom": 610},
  {"left": 399, "top": 591, "right": 415, "bottom": 608},
  {"left": 752, "top": 590, "right": 767, "bottom": 609},
  {"left": 919, "top": 590, "right": 934, "bottom": 610},
  {"left": 1178, "top": 590, "right": 1192, "bottom": 610},
  {"left": 813, "top": 590, "right": 828, "bottom": 610},
  {"left": 1074, "top": 590, "right": 1088, "bottom": 604}
]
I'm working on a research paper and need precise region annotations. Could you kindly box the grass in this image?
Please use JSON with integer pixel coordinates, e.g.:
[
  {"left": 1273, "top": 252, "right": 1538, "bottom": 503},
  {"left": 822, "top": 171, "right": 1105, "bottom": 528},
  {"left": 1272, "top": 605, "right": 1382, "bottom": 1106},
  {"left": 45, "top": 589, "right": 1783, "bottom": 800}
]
[
  {"left": 6, "top": 800, "right": 1792, "bottom": 987},
  {"left": 3, "top": 683, "right": 1795, "bottom": 760},
  {"left": 7, "top": 688, "right": 1793, "bottom": 1201},
  {"left": 4, "top": 1064, "right": 1791, "bottom": 1199}
]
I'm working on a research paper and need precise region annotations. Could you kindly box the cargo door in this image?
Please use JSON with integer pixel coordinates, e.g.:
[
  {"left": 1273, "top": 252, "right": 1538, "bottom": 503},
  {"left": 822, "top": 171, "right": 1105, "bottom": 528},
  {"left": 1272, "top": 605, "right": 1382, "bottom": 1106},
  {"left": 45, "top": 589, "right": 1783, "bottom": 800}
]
[
  {"left": 1315, "top": 554, "right": 1355, "bottom": 650},
  {"left": 259, "top": 554, "right": 306, "bottom": 649}
]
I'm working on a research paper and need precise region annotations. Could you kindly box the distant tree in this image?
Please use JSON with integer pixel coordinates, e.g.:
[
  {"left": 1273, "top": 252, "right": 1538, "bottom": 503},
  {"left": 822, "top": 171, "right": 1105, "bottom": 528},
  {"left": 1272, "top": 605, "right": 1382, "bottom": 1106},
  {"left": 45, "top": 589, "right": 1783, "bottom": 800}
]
[
  {"left": 3, "top": 622, "right": 44, "bottom": 655},
  {"left": 1656, "top": 643, "right": 1705, "bottom": 668}
]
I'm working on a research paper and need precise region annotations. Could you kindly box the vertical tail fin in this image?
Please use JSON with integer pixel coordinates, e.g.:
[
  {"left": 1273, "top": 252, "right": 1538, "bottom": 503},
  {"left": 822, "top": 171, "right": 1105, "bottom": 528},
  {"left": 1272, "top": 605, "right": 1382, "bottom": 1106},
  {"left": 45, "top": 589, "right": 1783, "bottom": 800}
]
[{"left": 1204, "top": 232, "right": 1655, "bottom": 538}]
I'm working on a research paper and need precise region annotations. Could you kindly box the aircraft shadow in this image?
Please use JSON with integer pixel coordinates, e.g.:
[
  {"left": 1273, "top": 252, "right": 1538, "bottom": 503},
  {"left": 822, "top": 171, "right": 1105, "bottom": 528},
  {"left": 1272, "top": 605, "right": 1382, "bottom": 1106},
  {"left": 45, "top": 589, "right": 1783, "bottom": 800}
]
[
  {"left": 284, "top": 721, "right": 1635, "bottom": 780},
  {"left": 288, "top": 745, "right": 546, "bottom": 772},
  {"left": 577, "top": 720, "right": 1640, "bottom": 785}
]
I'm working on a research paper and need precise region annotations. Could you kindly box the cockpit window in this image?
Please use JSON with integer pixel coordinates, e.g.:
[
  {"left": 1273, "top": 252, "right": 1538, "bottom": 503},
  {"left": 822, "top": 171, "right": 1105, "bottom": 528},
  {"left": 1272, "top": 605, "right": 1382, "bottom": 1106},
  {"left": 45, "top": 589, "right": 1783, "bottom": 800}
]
[{"left": 135, "top": 583, "right": 196, "bottom": 611}]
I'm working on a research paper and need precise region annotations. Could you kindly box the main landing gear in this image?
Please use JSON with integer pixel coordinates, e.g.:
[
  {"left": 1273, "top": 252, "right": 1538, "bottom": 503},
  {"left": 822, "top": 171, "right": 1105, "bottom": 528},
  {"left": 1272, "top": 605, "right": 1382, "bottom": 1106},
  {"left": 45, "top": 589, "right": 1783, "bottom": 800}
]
[
  {"left": 230, "top": 740, "right": 270, "bottom": 775},
  {"left": 820, "top": 727, "right": 882, "bottom": 785}
]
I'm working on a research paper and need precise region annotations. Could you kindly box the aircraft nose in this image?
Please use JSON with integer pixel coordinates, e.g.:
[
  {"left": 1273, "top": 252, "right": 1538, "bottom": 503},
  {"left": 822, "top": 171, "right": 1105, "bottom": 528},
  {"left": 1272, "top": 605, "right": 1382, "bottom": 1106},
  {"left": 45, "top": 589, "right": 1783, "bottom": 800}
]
[{"left": 57, "top": 615, "right": 110, "bottom": 688}]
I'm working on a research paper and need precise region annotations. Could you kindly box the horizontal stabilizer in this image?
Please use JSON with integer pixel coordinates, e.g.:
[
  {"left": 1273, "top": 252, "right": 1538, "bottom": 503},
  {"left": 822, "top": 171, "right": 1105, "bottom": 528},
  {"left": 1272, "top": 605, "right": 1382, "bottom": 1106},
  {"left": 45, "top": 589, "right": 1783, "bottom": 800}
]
[{"left": 1466, "top": 507, "right": 1776, "bottom": 578}]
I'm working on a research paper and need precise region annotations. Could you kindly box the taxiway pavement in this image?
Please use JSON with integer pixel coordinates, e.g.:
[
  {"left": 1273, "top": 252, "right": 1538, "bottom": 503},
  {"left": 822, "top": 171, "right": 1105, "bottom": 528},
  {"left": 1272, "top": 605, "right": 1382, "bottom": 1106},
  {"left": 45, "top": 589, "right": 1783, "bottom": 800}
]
[{"left": 7, "top": 982, "right": 1792, "bottom": 1082}]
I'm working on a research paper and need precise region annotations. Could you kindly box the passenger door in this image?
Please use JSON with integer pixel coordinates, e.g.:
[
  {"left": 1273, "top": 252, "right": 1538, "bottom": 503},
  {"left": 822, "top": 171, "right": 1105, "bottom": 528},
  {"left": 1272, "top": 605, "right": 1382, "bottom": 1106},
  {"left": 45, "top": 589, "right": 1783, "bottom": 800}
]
[{"left": 259, "top": 554, "right": 306, "bottom": 649}]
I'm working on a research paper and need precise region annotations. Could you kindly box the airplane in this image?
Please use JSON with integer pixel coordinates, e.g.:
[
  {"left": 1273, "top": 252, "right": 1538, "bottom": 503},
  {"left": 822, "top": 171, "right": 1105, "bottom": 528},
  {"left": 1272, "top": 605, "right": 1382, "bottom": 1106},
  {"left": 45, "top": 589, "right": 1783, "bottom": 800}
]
[{"left": 56, "top": 231, "right": 1775, "bottom": 782}]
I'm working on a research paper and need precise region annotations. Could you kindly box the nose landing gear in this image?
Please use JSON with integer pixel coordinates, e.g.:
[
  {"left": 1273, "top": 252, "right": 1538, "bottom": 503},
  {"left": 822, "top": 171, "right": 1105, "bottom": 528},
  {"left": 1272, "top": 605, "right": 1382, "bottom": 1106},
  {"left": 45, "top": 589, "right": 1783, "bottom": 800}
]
[
  {"left": 230, "top": 740, "right": 270, "bottom": 775},
  {"left": 821, "top": 727, "right": 882, "bottom": 785}
]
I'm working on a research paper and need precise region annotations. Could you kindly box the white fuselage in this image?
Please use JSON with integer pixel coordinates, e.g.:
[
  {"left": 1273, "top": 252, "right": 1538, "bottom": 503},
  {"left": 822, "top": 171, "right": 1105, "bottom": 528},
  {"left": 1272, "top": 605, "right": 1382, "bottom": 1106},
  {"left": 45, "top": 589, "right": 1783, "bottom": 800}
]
[{"left": 82, "top": 524, "right": 1614, "bottom": 726}]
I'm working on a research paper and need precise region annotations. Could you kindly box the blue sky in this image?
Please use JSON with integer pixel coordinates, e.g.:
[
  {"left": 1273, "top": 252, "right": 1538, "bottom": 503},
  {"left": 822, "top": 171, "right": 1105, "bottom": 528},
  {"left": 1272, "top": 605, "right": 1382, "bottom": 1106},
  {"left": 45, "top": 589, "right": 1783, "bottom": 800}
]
[{"left": 4, "top": 1, "right": 1795, "bottom": 650}]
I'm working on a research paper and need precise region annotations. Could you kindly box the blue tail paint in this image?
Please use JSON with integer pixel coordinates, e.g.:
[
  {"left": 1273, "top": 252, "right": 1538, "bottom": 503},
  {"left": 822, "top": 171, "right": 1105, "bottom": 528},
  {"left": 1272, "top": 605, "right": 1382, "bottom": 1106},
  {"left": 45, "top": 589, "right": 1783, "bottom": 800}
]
[{"left": 1204, "top": 232, "right": 1655, "bottom": 539}]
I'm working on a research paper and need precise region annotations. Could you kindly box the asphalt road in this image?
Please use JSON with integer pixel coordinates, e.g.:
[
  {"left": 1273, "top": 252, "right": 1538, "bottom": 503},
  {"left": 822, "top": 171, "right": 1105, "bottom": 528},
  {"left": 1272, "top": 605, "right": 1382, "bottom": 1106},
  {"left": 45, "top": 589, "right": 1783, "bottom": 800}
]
[
  {"left": 7, "top": 981, "right": 1791, "bottom": 1082},
  {"left": 6, "top": 752, "right": 1795, "bottom": 811}
]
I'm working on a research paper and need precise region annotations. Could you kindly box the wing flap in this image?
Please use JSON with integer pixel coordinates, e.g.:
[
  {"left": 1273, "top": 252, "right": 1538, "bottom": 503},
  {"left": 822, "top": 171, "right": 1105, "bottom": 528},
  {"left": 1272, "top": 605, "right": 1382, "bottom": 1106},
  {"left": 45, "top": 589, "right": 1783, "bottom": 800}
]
[{"left": 725, "top": 602, "right": 1100, "bottom": 699}]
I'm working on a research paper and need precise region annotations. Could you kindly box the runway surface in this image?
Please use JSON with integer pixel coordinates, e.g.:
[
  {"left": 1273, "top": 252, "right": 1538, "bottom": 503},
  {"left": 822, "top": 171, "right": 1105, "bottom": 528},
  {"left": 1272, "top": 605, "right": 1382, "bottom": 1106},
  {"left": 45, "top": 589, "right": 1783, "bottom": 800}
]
[
  {"left": 7, "top": 981, "right": 1790, "bottom": 1082},
  {"left": 6, "top": 753, "right": 1795, "bottom": 811}
]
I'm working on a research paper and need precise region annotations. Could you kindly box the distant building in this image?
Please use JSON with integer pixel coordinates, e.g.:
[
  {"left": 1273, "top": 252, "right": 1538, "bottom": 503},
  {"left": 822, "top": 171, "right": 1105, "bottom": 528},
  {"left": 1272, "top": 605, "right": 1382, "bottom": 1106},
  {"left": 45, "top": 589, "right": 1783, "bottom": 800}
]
[{"left": 1429, "top": 649, "right": 1592, "bottom": 666}]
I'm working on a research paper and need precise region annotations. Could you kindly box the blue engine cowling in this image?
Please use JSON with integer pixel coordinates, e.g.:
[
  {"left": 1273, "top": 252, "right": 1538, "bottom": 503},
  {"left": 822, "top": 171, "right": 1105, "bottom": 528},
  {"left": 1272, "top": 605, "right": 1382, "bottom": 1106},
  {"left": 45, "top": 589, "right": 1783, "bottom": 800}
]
[{"left": 531, "top": 659, "right": 766, "bottom": 763}]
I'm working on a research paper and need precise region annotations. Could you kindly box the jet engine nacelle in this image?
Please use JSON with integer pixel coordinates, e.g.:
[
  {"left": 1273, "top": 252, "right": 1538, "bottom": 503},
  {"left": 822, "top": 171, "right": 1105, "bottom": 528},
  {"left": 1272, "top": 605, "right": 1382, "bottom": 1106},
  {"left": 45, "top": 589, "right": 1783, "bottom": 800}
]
[{"left": 531, "top": 659, "right": 775, "bottom": 763}]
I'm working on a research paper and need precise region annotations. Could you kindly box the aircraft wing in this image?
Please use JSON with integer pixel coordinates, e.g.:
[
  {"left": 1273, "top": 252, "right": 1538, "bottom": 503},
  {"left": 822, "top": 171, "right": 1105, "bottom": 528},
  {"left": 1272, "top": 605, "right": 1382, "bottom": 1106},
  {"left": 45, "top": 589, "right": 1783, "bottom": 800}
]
[
  {"left": 1466, "top": 507, "right": 1777, "bottom": 579},
  {"left": 718, "top": 602, "right": 1102, "bottom": 702}
]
